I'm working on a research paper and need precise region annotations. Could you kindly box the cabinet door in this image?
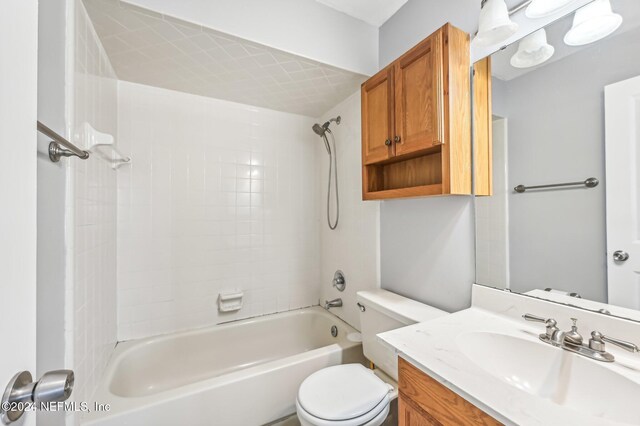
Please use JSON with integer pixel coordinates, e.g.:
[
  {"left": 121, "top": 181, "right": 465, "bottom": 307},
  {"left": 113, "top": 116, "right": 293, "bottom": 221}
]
[
  {"left": 394, "top": 30, "right": 444, "bottom": 157},
  {"left": 362, "top": 67, "right": 394, "bottom": 165},
  {"left": 399, "top": 396, "right": 439, "bottom": 426},
  {"left": 399, "top": 358, "right": 502, "bottom": 426}
]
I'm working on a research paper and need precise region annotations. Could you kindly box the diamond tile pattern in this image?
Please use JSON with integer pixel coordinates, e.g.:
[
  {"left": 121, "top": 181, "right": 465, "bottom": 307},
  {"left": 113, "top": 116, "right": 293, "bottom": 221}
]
[{"left": 83, "top": 0, "right": 367, "bottom": 117}]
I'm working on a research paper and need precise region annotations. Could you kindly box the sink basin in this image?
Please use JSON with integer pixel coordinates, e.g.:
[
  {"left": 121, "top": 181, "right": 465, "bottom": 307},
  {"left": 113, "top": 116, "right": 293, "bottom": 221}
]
[{"left": 457, "top": 332, "right": 640, "bottom": 424}]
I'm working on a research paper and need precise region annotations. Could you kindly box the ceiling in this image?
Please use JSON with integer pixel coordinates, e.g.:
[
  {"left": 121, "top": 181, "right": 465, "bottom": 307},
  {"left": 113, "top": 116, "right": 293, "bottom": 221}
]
[
  {"left": 492, "top": 0, "right": 640, "bottom": 80},
  {"left": 83, "top": 0, "right": 367, "bottom": 117},
  {"left": 314, "top": 0, "right": 407, "bottom": 27}
]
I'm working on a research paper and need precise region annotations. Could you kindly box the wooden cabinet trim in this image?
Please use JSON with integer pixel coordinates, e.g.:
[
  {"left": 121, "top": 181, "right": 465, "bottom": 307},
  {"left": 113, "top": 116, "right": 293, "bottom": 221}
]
[
  {"left": 442, "top": 23, "right": 471, "bottom": 195},
  {"left": 473, "top": 56, "right": 493, "bottom": 196},
  {"left": 398, "top": 357, "right": 502, "bottom": 426}
]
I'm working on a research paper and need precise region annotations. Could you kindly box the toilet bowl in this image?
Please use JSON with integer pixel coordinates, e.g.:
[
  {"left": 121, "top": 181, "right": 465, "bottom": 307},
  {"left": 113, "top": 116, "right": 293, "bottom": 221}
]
[{"left": 296, "top": 290, "right": 447, "bottom": 425}]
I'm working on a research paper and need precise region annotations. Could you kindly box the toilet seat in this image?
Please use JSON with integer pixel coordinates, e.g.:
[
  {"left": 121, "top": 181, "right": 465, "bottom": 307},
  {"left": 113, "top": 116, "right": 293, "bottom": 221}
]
[
  {"left": 296, "top": 364, "right": 393, "bottom": 426},
  {"left": 296, "top": 396, "right": 390, "bottom": 426}
]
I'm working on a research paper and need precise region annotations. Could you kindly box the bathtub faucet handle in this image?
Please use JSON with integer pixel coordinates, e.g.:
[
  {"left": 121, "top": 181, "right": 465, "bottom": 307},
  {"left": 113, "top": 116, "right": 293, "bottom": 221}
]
[{"left": 332, "top": 270, "right": 346, "bottom": 292}]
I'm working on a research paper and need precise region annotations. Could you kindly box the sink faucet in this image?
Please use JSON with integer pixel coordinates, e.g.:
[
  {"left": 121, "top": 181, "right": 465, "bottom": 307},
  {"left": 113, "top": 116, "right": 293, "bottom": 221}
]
[
  {"left": 524, "top": 313, "right": 640, "bottom": 362},
  {"left": 324, "top": 298, "right": 342, "bottom": 310}
]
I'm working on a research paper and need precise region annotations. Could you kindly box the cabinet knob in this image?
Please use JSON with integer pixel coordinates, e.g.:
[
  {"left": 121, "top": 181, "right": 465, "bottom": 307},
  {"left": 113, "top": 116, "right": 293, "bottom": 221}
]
[
  {"left": 385, "top": 139, "right": 392, "bottom": 146},
  {"left": 394, "top": 135, "right": 401, "bottom": 143}
]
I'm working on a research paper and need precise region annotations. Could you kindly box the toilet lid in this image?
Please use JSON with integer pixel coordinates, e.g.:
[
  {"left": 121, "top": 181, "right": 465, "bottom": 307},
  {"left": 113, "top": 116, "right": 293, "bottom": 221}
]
[{"left": 297, "top": 364, "right": 392, "bottom": 421}]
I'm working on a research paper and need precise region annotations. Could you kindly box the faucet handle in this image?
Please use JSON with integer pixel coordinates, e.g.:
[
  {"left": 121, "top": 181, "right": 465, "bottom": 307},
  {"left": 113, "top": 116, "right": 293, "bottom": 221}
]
[
  {"left": 523, "top": 313, "right": 557, "bottom": 327},
  {"left": 590, "top": 331, "right": 640, "bottom": 353},
  {"left": 523, "top": 313, "right": 559, "bottom": 341}
]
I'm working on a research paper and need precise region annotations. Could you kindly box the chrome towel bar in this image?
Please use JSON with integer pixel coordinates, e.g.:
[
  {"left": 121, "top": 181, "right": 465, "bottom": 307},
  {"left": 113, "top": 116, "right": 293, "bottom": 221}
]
[
  {"left": 37, "top": 121, "right": 90, "bottom": 162},
  {"left": 514, "top": 177, "right": 599, "bottom": 193}
]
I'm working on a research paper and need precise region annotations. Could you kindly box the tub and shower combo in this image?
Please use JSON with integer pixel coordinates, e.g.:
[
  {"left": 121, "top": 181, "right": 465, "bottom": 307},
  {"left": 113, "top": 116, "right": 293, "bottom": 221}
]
[{"left": 84, "top": 307, "right": 364, "bottom": 426}]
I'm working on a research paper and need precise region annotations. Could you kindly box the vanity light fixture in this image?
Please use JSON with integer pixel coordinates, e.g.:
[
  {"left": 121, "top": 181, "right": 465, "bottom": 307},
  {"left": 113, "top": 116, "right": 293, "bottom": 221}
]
[
  {"left": 510, "top": 28, "right": 555, "bottom": 68},
  {"left": 525, "top": 0, "right": 579, "bottom": 19},
  {"left": 564, "top": 0, "right": 622, "bottom": 46},
  {"left": 475, "top": 0, "right": 519, "bottom": 47}
]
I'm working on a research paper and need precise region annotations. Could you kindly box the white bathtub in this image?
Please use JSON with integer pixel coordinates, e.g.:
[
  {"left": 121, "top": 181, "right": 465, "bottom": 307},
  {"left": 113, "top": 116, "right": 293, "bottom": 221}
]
[{"left": 83, "top": 307, "right": 365, "bottom": 426}]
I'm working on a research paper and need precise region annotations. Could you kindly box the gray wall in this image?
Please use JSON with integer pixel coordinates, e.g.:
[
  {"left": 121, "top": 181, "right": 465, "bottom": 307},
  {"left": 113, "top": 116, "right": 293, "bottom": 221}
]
[
  {"left": 496, "top": 26, "right": 640, "bottom": 302},
  {"left": 37, "top": 0, "right": 67, "bottom": 424},
  {"left": 379, "top": 0, "right": 479, "bottom": 67},
  {"left": 381, "top": 198, "right": 476, "bottom": 312},
  {"left": 378, "top": 0, "right": 479, "bottom": 313}
]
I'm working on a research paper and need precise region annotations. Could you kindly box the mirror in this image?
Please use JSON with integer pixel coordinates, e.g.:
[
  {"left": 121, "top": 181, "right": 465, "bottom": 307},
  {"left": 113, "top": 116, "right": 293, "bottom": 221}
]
[{"left": 474, "top": 0, "right": 640, "bottom": 319}]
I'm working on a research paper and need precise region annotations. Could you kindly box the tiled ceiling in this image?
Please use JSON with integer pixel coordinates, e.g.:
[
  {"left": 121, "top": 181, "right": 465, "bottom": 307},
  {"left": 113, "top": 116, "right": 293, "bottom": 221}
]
[{"left": 83, "top": 0, "right": 367, "bottom": 117}]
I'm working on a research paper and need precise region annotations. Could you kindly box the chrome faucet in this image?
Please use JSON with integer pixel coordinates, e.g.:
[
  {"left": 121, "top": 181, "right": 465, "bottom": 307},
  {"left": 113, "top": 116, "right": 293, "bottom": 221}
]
[
  {"left": 524, "top": 313, "right": 640, "bottom": 362},
  {"left": 324, "top": 298, "right": 343, "bottom": 310}
]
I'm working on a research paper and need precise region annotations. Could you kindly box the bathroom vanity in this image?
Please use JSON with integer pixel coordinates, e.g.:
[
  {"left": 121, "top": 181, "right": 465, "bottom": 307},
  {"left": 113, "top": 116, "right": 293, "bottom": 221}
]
[{"left": 380, "top": 285, "right": 640, "bottom": 426}]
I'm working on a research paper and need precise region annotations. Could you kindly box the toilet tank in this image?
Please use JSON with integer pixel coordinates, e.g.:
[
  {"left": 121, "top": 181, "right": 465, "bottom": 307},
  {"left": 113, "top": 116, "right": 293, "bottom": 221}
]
[{"left": 356, "top": 290, "right": 447, "bottom": 381}]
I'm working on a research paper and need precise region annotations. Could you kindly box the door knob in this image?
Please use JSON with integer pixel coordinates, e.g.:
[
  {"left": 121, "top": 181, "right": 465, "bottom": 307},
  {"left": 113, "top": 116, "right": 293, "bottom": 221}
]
[
  {"left": 394, "top": 135, "right": 401, "bottom": 143},
  {"left": 1, "top": 370, "right": 74, "bottom": 424},
  {"left": 613, "top": 250, "right": 629, "bottom": 262},
  {"left": 384, "top": 139, "right": 392, "bottom": 146}
]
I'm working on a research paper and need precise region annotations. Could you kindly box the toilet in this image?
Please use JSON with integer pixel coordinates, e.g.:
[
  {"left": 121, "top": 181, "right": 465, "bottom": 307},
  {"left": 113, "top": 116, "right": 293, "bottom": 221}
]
[{"left": 296, "top": 289, "right": 447, "bottom": 426}]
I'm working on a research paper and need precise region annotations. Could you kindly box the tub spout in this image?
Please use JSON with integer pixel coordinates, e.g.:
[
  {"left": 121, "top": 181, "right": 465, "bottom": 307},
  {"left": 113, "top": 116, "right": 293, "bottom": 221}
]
[{"left": 324, "top": 298, "right": 343, "bottom": 309}]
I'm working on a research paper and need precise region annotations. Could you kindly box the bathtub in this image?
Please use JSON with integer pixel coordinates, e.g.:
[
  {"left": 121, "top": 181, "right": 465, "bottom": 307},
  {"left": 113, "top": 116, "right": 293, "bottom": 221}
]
[{"left": 83, "top": 307, "right": 365, "bottom": 426}]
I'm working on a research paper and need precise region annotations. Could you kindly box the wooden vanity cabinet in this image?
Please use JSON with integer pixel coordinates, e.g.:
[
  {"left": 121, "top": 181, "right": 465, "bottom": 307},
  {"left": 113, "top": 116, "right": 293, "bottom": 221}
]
[
  {"left": 361, "top": 23, "right": 471, "bottom": 200},
  {"left": 398, "top": 357, "right": 502, "bottom": 426}
]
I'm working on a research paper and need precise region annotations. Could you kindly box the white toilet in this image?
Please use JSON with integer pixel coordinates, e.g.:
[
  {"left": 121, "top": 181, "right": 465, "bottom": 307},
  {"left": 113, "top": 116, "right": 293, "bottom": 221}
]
[{"left": 296, "top": 289, "right": 447, "bottom": 426}]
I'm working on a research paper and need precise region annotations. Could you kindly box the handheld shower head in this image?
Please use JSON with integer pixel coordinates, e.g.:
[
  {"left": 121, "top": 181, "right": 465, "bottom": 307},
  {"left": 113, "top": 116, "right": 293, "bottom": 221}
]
[
  {"left": 312, "top": 116, "right": 340, "bottom": 154},
  {"left": 312, "top": 117, "right": 341, "bottom": 231},
  {"left": 312, "top": 123, "right": 326, "bottom": 137}
]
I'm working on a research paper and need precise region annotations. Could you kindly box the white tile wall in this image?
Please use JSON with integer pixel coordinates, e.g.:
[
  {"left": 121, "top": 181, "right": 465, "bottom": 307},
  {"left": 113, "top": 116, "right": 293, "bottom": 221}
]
[
  {"left": 65, "top": 0, "right": 118, "bottom": 417},
  {"left": 475, "top": 118, "right": 509, "bottom": 288},
  {"left": 116, "top": 81, "right": 321, "bottom": 340},
  {"left": 317, "top": 92, "right": 380, "bottom": 330}
]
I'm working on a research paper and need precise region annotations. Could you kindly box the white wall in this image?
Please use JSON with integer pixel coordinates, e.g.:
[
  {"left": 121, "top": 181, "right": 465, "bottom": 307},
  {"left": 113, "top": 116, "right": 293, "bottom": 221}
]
[
  {"left": 36, "top": 0, "right": 68, "bottom": 424},
  {"left": 0, "top": 1, "right": 37, "bottom": 426},
  {"left": 116, "top": 81, "right": 320, "bottom": 340},
  {"left": 377, "top": 0, "right": 477, "bottom": 313},
  {"left": 318, "top": 92, "right": 380, "bottom": 330},
  {"left": 124, "top": 0, "right": 378, "bottom": 76},
  {"left": 66, "top": 0, "right": 119, "bottom": 418}
]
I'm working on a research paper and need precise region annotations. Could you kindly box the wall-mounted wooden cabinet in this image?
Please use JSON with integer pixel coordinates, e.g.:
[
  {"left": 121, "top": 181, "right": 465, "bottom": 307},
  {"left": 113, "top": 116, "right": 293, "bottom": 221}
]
[
  {"left": 398, "top": 357, "right": 501, "bottom": 425},
  {"left": 361, "top": 23, "right": 471, "bottom": 200}
]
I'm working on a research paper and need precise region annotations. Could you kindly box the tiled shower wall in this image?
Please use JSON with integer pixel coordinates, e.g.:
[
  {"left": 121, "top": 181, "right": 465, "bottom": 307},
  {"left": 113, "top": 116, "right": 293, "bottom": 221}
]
[
  {"left": 116, "top": 81, "right": 320, "bottom": 341},
  {"left": 66, "top": 0, "right": 118, "bottom": 414}
]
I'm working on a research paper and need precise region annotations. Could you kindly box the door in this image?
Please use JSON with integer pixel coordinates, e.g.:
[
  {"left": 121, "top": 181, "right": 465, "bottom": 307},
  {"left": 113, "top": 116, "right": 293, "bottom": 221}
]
[
  {"left": 362, "top": 67, "right": 394, "bottom": 165},
  {"left": 0, "top": 0, "right": 38, "bottom": 425},
  {"left": 605, "top": 75, "right": 640, "bottom": 309},
  {"left": 394, "top": 30, "right": 444, "bottom": 158}
]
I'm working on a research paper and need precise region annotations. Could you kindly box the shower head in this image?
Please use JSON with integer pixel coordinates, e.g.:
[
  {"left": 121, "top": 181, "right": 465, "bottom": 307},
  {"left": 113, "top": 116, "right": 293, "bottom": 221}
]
[
  {"left": 312, "top": 116, "right": 341, "bottom": 154},
  {"left": 312, "top": 123, "right": 326, "bottom": 137}
]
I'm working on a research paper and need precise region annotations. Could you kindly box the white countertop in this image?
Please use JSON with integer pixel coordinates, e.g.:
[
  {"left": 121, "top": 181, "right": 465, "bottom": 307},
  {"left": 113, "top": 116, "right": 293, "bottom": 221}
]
[{"left": 378, "top": 305, "right": 640, "bottom": 426}]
